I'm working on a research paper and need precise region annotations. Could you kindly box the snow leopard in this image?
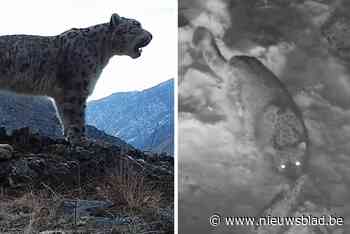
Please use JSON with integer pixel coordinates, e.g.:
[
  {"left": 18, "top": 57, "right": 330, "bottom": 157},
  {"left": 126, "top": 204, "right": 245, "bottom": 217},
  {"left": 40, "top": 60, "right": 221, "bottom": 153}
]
[
  {"left": 192, "top": 26, "right": 309, "bottom": 179},
  {"left": 0, "top": 13, "right": 152, "bottom": 158}
]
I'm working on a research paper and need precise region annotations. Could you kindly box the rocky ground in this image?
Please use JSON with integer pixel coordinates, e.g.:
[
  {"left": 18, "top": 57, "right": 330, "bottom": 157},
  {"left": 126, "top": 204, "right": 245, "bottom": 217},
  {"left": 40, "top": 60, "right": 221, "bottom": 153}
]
[{"left": 0, "top": 127, "right": 174, "bottom": 234}]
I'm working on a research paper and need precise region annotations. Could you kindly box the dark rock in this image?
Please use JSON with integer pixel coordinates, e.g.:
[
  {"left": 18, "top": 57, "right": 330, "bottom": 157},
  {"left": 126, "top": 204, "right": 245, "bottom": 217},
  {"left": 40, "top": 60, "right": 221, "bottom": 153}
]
[
  {"left": 0, "top": 144, "right": 13, "bottom": 160},
  {"left": 63, "top": 199, "right": 113, "bottom": 217}
]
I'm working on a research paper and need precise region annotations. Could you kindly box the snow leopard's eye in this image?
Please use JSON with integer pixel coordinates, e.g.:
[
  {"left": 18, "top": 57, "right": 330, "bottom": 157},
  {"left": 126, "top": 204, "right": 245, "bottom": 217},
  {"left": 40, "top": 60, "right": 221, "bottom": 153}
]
[
  {"left": 280, "top": 164, "right": 286, "bottom": 169},
  {"left": 295, "top": 161, "right": 301, "bottom": 167},
  {"left": 132, "top": 21, "right": 141, "bottom": 27}
]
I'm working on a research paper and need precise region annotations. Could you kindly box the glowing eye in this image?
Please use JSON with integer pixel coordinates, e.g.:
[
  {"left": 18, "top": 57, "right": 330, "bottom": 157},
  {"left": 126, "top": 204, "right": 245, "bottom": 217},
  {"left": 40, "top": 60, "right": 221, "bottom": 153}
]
[
  {"left": 298, "top": 142, "right": 306, "bottom": 150},
  {"left": 280, "top": 164, "right": 286, "bottom": 169},
  {"left": 295, "top": 161, "right": 301, "bottom": 166}
]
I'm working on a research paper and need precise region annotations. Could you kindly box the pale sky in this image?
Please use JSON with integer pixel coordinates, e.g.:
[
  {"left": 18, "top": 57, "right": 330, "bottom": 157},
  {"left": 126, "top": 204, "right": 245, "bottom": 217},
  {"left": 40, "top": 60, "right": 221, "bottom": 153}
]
[{"left": 0, "top": 0, "right": 177, "bottom": 100}]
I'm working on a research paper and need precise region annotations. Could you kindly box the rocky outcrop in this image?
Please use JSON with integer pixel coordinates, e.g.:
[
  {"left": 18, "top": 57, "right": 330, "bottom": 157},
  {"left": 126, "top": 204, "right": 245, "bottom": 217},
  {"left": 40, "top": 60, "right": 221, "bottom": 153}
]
[
  {"left": 0, "top": 127, "right": 173, "bottom": 233},
  {"left": 0, "top": 127, "right": 173, "bottom": 193},
  {"left": 86, "top": 125, "right": 134, "bottom": 152}
]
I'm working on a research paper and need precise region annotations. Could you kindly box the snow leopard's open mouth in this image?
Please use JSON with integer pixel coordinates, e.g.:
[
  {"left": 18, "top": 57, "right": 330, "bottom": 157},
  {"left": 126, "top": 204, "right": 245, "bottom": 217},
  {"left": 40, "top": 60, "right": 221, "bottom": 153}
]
[{"left": 132, "top": 33, "right": 152, "bottom": 58}]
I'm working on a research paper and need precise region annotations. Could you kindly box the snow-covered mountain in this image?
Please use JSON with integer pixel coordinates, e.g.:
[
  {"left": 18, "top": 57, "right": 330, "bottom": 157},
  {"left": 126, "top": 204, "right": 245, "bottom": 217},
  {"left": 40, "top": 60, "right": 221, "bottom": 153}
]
[{"left": 86, "top": 79, "right": 174, "bottom": 155}]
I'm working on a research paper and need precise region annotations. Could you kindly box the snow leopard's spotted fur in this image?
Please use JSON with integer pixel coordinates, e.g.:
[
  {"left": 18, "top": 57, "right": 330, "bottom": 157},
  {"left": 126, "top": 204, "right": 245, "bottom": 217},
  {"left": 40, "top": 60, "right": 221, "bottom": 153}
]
[
  {"left": 0, "top": 13, "right": 152, "bottom": 143},
  {"left": 192, "top": 26, "right": 309, "bottom": 178}
]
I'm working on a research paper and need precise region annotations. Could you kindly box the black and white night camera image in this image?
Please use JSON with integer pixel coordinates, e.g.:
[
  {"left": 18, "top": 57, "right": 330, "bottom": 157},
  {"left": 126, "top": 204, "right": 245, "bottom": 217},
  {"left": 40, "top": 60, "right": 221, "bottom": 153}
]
[{"left": 179, "top": 0, "right": 349, "bottom": 233}]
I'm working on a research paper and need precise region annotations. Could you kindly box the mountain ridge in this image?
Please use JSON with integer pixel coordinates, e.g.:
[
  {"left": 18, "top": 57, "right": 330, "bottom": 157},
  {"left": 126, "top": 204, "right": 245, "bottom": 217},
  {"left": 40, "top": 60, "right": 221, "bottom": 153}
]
[{"left": 86, "top": 79, "right": 174, "bottom": 155}]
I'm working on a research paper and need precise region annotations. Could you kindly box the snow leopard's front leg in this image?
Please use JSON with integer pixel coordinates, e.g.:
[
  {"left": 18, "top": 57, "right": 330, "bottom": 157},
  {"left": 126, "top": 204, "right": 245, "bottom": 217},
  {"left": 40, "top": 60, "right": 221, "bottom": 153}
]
[
  {"left": 54, "top": 72, "right": 90, "bottom": 145},
  {"left": 55, "top": 93, "right": 87, "bottom": 144}
]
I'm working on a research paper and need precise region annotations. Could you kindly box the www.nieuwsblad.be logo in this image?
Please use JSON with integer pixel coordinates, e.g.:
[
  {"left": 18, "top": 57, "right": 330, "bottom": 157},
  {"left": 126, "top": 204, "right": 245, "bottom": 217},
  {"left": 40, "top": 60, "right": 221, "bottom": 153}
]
[{"left": 209, "top": 214, "right": 344, "bottom": 227}]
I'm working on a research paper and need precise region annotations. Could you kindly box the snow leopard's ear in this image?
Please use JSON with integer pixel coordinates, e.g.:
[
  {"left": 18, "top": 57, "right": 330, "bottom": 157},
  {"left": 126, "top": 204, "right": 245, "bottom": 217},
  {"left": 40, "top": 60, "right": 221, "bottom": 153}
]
[{"left": 110, "top": 13, "right": 120, "bottom": 27}]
